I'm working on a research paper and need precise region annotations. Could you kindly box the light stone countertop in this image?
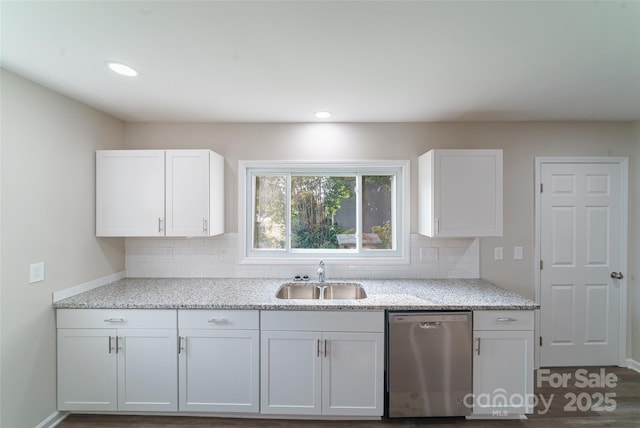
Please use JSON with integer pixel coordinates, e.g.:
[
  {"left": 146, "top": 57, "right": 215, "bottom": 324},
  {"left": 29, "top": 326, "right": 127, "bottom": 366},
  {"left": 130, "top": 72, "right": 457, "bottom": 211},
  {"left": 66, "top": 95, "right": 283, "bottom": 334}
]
[{"left": 53, "top": 278, "right": 539, "bottom": 311}]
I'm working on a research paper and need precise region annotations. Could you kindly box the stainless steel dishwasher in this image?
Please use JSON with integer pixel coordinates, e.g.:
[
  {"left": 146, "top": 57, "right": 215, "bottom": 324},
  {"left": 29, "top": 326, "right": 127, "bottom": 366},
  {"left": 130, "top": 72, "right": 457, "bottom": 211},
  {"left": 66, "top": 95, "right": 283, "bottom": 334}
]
[{"left": 387, "top": 311, "right": 472, "bottom": 417}]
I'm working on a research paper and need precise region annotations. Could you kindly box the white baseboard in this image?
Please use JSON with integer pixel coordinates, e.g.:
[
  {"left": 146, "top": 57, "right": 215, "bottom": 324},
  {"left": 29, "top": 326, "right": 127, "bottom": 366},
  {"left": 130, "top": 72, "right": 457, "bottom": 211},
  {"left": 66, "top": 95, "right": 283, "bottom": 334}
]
[
  {"left": 627, "top": 358, "right": 640, "bottom": 373},
  {"left": 52, "top": 271, "right": 125, "bottom": 302},
  {"left": 35, "top": 411, "right": 69, "bottom": 428}
]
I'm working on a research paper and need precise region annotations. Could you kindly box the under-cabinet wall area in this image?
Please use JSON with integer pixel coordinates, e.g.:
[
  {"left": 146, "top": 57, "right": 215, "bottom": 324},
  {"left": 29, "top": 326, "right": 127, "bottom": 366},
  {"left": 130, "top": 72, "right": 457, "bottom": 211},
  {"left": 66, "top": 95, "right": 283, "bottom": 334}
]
[{"left": 125, "top": 234, "right": 480, "bottom": 279}]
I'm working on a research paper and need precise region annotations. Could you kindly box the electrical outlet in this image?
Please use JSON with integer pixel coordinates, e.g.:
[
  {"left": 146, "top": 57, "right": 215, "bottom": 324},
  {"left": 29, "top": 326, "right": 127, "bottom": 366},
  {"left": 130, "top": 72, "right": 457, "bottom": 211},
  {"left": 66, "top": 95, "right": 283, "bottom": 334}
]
[
  {"left": 29, "top": 262, "right": 45, "bottom": 283},
  {"left": 420, "top": 247, "right": 439, "bottom": 261},
  {"left": 494, "top": 247, "right": 503, "bottom": 261},
  {"left": 514, "top": 246, "right": 524, "bottom": 260}
]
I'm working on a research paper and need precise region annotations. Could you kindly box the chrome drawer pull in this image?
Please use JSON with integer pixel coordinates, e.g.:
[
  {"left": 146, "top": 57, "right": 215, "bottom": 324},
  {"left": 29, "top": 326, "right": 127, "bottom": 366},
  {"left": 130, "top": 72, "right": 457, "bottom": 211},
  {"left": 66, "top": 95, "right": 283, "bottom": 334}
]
[
  {"left": 104, "top": 318, "right": 125, "bottom": 323},
  {"left": 208, "top": 318, "right": 228, "bottom": 323},
  {"left": 496, "top": 317, "right": 517, "bottom": 322}
]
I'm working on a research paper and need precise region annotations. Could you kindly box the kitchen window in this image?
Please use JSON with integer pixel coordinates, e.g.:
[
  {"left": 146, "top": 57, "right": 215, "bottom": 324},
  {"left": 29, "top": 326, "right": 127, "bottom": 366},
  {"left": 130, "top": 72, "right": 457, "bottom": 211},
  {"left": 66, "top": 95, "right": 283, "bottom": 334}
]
[{"left": 239, "top": 161, "right": 409, "bottom": 263}]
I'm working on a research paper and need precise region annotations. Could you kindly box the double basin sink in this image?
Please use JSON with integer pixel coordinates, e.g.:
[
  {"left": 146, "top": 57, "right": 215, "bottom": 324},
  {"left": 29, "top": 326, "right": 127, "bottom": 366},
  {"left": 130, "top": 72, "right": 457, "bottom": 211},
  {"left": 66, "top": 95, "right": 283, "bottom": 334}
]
[{"left": 276, "top": 282, "right": 367, "bottom": 300}]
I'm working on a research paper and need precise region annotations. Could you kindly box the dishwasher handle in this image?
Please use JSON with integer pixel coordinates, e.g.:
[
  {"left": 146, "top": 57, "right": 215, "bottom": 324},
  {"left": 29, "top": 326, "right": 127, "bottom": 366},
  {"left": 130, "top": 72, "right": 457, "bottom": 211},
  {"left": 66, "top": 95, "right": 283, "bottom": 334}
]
[{"left": 420, "top": 321, "right": 442, "bottom": 329}]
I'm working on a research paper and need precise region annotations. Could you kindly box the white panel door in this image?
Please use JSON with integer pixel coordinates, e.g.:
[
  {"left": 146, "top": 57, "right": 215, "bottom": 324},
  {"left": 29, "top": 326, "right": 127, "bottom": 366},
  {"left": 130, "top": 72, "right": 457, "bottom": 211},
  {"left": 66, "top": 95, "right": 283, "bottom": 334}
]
[
  {"left": 96, "top": 150, "right": 165, "bottom": 236},
  {"left": 179, "top": 329, "right": 259, "bottom": 413},
  {"left": 540, "top": 162, "right": 622, "bottom": 366},
  {"left": 57, "top": 329, "right": 117, "bottom": 411},
  {"left": 260, "top": 331, "right": 322, "bottom": 415},
  {"left": 165, "top": 150, "right": 210, "bottom": 236},
  {"left": 117, "top": 329, "right": 178, "bottom": 412},
  {"left": 321, "top": 332, "right": 384, "bottom": 416}
]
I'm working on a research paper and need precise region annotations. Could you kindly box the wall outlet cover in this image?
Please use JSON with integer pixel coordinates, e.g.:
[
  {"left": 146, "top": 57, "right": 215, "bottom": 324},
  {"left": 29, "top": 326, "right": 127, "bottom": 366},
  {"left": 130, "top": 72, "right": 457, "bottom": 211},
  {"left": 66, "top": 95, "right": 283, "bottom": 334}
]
[
  {"left": 420, "top": 247, "right": 439, "bottom": 261},
  {"left": 514, "top": 246, "right": 524, "bottom": 260},
  {"left": 494, "top": 247, "right": 504, "bottom": 261},
  {"left": 29, "top": 262, "right": 45, "bottom": 283}
]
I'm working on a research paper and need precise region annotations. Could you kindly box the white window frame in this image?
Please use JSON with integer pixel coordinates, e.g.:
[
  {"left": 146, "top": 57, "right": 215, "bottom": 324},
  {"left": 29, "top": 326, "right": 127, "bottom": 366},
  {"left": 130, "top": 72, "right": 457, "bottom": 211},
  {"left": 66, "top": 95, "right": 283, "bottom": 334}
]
[{"left": 238, "top": 160, "right": 410, "bottom": 264}]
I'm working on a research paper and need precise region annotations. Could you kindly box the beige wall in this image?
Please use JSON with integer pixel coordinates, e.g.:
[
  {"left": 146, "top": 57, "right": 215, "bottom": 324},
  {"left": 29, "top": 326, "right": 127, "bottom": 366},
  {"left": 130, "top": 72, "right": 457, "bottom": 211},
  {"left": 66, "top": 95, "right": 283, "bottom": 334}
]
[
  {"left": 0, "top": 70, "right": 126, "bottom": 428},
  {"left": 631, "top": 120, "right": 640, "bottom": 364},
  {"left": 126, "top": 122, "right": 633, "bottom": 300}
]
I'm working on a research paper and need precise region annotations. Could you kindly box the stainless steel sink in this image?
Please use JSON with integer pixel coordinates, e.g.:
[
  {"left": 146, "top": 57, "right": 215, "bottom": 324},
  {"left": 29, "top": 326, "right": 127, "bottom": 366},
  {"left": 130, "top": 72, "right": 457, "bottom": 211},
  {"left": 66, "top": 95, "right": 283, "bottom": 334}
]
[
  {"left": 323, "top": 283, "right": 367, "bottom": 299},
  {"left": 275, "top": 282, "right": 367, "bottom": 300},
  {"left": 275, "top": 283, "right": 321, "bottom": 299}
]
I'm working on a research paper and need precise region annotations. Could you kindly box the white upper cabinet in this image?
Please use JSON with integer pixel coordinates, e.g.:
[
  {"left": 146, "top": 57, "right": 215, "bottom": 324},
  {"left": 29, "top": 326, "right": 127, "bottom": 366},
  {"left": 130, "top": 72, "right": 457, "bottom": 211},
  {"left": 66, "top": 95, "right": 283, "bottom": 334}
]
[
  {"left": 419, "top": 149, "right": 503, "bottom": 237},
  {"left": 165, "top": 150, "right": 224, "bottom": 237},
  {"left": 96, "top": 150, "right": 165, "bottom": 237},
  {"left": 96, "top": 149, "right": 224, "bottom": 237}
]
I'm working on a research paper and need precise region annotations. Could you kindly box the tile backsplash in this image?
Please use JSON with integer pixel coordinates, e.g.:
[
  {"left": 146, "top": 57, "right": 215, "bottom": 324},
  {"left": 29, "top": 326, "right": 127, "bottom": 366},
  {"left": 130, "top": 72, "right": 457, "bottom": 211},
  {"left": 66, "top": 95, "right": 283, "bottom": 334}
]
[{"left": 125, "top": 234, "right": 479, "bottom": 279}]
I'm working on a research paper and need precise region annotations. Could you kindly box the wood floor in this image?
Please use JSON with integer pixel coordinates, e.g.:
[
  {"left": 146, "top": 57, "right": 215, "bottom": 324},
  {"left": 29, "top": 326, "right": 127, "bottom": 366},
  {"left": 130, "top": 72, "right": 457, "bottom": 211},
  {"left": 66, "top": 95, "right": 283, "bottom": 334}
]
[{"left": 58, "top": 367, "right": 640, "bottom": 428}]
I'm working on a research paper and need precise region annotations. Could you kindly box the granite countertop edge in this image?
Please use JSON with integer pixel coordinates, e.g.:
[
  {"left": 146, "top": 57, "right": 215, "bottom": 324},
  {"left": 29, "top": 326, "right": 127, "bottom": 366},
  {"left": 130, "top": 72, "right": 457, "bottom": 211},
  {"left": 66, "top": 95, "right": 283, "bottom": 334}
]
[{"left": 53, "top": 278, "right": 540, "bottom": 311}]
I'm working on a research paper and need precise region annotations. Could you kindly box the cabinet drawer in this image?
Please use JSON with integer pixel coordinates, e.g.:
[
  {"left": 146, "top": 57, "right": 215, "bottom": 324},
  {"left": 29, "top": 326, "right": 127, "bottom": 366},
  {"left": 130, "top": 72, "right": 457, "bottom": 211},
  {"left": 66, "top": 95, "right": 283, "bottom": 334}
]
[
  {"left": 57, "top": 309, "right": 176, "bottom": 329},
  {"left": 261, "top": 311, "right": 384, "bottom": 332},
  {"left": 178, "top": 310, "right": 259, "bottom": 329},
  {"left": 474, "top": 310, "right": 534, "bottom": 331}
]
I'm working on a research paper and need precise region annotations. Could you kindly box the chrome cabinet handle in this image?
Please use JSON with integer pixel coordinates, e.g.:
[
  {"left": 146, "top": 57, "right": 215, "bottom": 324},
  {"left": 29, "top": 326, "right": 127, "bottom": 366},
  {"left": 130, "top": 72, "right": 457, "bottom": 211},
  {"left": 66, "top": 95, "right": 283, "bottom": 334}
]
[
  {"left": 178, "top": 336, "right": 185, "bottom": 354},
  {"left": 317, "top": 339, "right": 321, "bottom": 357},
  {"left": 207, "top": 318, "right": 228, "bottom": 324},
  {"left": 203, "top": 218, "right": 208, "bottom": 233},
  {"left": 611, "top": 272, "right": 624, "bottom": 280},
  {"left": 476, "top": 337, "right": 481, "bottom": 356},
  {"left": 108, "top": 336, "right": 113, "bottom": 354},
  {"left": 116, "top": 336, "right": 121, "bottom": 353},
  {"left": 104, "top": 318, "right": 125, "bottom": 323},
  {"left": 324, "top": 339, "right": 328, "bottom": 358},
  {"left": 158, "top": 217, "right": 164, "bottom": 233},
  {"left": 496, "top": 317, "right": 517, "bottom": 322}
]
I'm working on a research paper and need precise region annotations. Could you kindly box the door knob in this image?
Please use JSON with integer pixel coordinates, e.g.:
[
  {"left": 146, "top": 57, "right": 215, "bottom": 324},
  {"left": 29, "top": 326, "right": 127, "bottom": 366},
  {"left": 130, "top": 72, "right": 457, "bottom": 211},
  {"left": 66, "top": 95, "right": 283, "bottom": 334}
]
[{"left": 610, "top": 272, "right": 624, "bottom": 280}]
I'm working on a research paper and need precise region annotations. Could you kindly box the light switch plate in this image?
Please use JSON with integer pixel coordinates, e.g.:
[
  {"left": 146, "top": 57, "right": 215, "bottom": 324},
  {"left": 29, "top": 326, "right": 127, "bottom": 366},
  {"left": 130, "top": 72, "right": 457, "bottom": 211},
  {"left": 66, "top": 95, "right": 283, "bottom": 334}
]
[
  {"left": 494, "top": 247, "right": 503, "bottom": 261},
  {"left": 29, "top": 262, "right": 45, "bottom": 283},
  {"left": 514, "top": 246, "right": 524, "bottom": 260}
]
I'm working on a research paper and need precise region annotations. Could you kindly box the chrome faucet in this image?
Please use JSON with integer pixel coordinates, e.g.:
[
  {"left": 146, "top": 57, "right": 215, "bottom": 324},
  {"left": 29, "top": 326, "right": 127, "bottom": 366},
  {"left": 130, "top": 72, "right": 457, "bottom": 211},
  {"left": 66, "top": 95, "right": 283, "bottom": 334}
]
[{"left": 317, "top": 260, "right": 326, "bottom": 283}]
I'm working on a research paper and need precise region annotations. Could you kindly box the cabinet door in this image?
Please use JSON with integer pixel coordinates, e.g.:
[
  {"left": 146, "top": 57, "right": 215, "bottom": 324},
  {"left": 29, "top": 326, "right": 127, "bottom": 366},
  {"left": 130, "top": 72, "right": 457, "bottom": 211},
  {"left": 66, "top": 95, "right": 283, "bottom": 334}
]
[
  {"left": 117, "top": 329, "right": 178, "bottom": 412},
  {"left": 419, "top": 150, "right": 502, "bottom": 237},
  {"left": 435, "top": 150, "right": 503, "bottom": 237},
  {"left": 472, "top": 330, "right": 534, "bottom": 416},
  {"left": 57, "top": 329, "right": 117, "bottom": 411},
  {"left": 179, "top": 329, "right": 259, "bottom": 413},
  {"left": 165, "top": 150, "right": 211, "bottom": 237},
  {"left": 260, "top": 331, "right": 322, "bottom": 415},
  {"left": 322, "top": 332, "right": 384, "bottom": 416},
  {"left": 96, "top": 150, "right": 165, "bottom": 236}
]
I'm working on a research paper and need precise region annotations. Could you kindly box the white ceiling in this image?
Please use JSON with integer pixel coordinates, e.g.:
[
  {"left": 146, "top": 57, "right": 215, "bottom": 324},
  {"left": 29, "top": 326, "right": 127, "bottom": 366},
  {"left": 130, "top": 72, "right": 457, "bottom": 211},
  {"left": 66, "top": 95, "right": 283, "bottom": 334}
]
[{"left": 2, "top": 1, "right": 639, "bottom": 123}]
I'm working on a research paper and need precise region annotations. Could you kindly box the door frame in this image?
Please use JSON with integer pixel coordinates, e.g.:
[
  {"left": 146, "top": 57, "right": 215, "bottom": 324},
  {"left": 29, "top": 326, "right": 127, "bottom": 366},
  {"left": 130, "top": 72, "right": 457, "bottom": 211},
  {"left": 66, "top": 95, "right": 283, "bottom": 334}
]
[{"left": 534, "top": 157, "right": 629, "bottom": 368}]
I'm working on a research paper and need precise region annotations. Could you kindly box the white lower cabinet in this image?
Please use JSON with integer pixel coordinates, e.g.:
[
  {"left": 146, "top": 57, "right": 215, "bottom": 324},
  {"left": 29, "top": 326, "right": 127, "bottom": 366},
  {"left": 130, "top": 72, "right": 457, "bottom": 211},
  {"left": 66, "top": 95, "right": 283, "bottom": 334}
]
[
  {"left": 178, "top": 310, "right": 259, "bottom": 413},
  {"left": 472, "top": 310, "right": 534, "bottom": 417},
  {"left": 260, "top": 311, "right": 385, "bottom": 416},
  {"left": 57, "top": 309, "right": 178, "bottom": 412},
  {"left": 57, "top": 328, "right": 118, "bottom": 411}
]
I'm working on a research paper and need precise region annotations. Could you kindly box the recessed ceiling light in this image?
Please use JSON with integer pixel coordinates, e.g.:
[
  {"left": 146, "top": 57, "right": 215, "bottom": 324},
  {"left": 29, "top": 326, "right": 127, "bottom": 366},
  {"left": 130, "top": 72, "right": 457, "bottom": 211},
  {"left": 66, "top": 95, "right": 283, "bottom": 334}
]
[
  {"left": 105, "top": 61, "right": 139, "bottom": 77},
  {"left": 315, "top": 111, "right": 332, "bottom": 119}
]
